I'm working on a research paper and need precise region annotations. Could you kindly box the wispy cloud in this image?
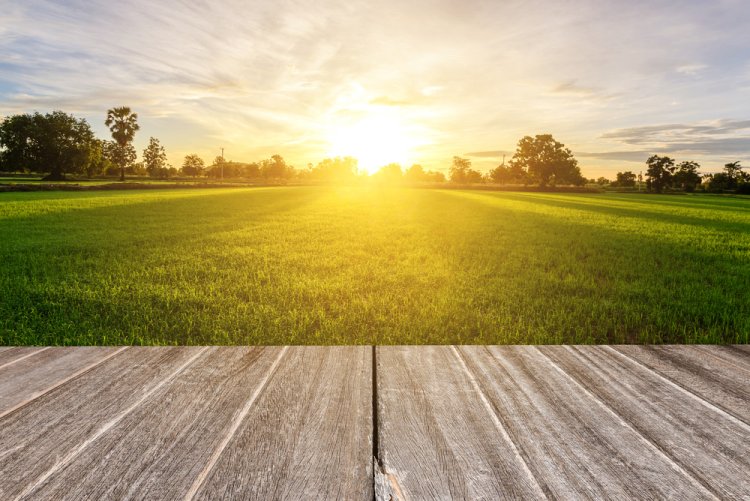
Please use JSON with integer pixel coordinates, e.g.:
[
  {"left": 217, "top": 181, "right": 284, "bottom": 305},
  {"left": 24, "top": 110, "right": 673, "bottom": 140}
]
[{"left": 2, "top": 0, "right": 750, "bottom": 175}]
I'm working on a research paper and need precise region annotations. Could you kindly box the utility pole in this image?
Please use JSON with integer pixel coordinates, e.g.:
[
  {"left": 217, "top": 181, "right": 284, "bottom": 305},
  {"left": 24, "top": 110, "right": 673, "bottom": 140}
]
[{"left": 220, "top": 147, "right": 224, "bottom": 180}]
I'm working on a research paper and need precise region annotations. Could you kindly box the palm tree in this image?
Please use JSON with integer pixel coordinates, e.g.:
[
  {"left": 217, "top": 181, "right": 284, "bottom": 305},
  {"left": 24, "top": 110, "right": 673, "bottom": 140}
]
[{"left": 105, "top": 107, "right": 140, "bottom": 181}]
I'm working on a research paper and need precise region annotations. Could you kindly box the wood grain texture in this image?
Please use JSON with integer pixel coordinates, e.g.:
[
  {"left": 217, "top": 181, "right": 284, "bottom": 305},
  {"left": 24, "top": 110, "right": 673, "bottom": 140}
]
[
  {"left": 0, "top": 347, "right": 123, "bottom": 417},
  {"left": 456, "top": 345, "right": 711, "bottom": 499},
  {"left": 613, "top": 345, "right": 750, "bottom": 423},
  {"left": 376, "top": 345, "right": 544, "bottom": 500},
  {"left": 0, "top": 347, "right": 205, "bottom": 499},
  {"left": 22, "top": 347, "right": 283, "bottom": 501},
  {"left": 540, "top": 345, "right": 750, "bottom": 499},
  {"left": 0, "top": 347, "right": 47, "bottom": 369},
  {"left": 194, "top": 346, "right": 373, "bottom": 500},
  {"left": 692, "top": 345, "right": 750, "bottom": 373}
]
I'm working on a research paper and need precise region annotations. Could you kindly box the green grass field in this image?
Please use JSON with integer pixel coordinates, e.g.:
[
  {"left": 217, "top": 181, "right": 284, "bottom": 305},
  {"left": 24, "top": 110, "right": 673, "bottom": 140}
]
[{"left": 1, "top": 186, "right": 748, "bottom": 345}]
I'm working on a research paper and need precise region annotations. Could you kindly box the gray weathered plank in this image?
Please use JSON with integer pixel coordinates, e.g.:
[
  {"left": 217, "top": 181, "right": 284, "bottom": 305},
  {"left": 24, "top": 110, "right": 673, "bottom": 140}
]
[
  {"left": 21, "top": 346, "right": 283, "bottom": 500},
  {"left": 376, "top": 345, "right": 545, "bottom": 500},
  {"left": 456, "top": 345, "right": 712, "bottom": 498},
  {"left": 0, "top": 347, "right": 124, "bottom": 418},
  {"left": 614, "top": 345, "right": 750, "bottom": 423},
  {"left": 692, "top": 345, "right": 750, "bottom": 373},
  {"left": 193, "top": 346, "right": 373, "bottom": 500},
  {"left": 0, "top": 347, "right": 47, "bottom": 368},
  {"left": 0, "top": 347, "right": 205, "bottom": 499},
  {"left": 540, "top": 345, "right": 750, "bottom": 499}
]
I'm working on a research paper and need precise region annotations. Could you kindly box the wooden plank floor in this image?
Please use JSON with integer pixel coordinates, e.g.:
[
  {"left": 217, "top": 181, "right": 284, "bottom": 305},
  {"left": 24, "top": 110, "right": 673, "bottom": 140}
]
[{"left": 1, "top": 346, "right": 748, "bottom": 500}]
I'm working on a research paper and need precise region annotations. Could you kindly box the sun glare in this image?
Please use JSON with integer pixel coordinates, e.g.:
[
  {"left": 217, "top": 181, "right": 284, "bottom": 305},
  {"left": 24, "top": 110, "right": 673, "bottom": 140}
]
[{"left": 325, "top": 107, "right": 424, "bottom": 174}]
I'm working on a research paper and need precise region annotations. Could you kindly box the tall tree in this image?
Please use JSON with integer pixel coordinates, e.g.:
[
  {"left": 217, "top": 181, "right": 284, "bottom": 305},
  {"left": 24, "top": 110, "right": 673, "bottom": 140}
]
[
  {"left": 142, "top": 137, "right": 168, "bottom": 178},
  {"left": 509, "top": 134, "right": 583, "bottom": 186},
  {"left": 0, "top": 111, "right": 95, "bottom": 180},
  {"left": 673, "top": 161, "right": 701, "bottom": 192},
  {"left": 645, "top": 155, "right": 675, "bottom": 193},
  {"left": 181, "top": 154, "right": 205, "bottom": 177},
  {"left": 0, "top": 114, "right": 34, "bottom": 172},
  {"left": 449, "top": 156, "right": 479, "bottom": 183},
  {"left": 105, "top": 106, "right": 140, "bottom": 181}
]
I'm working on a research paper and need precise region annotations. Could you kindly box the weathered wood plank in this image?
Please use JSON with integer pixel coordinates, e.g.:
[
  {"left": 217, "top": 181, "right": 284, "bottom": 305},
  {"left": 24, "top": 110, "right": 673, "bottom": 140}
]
[
  {"left": 0, "top": 347, "right": 206, "bottom": 499},
  {"left": 540, "top": 345, "right": 750, "bottom": 499},
  {"left": 376, "top": 345, "right": 544, "bottom": 500},
  {"left": 21, "top": 346, "right": 283, "bottom": 500},
  {"left": 692, "top": 345, "right": 750, "bottom": 373},
  {"left": 193, "top": 346, "right": 373, "bottom": 500},
  {"left": 0, "top": 347, "right": 47, "bottom": 368},
  {"left": 0, "top": 347, "right": 124, "bottom": 418},
  {"left": 457, "top": 345, "right": 712, "bottom": 498},
  {"left": 614, "top": 345, "right": 750, "bottom": 423}
]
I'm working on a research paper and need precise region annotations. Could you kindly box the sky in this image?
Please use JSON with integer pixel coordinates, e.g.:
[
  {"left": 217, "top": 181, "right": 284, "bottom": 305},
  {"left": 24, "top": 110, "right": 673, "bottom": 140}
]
[{"left": 1, "top": 0, "right": 750, "bottom": 177}]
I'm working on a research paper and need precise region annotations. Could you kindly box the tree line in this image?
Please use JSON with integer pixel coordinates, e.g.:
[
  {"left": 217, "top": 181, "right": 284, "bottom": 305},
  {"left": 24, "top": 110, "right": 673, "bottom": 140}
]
[
  {"left": 603, "top": 156, "right": 749, "bottom": 194},
  {"left": 2, "top": 108, "right": 746, "bottom": 193}
]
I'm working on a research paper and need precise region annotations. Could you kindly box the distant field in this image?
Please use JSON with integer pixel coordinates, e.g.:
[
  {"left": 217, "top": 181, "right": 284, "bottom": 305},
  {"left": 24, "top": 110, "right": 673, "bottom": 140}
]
[{"left": 1, "top": 187, "right": 748, "bottom": 345}]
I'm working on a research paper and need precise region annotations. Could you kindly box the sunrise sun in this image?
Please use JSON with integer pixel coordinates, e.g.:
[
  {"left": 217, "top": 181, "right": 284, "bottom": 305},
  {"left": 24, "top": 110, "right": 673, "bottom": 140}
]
[{"left": 325, "top": 107, "right": 424, "bottom": 174}]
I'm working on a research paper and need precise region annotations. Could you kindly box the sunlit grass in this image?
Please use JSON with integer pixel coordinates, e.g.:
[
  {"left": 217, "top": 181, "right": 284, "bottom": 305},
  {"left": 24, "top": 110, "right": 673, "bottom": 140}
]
[{"left": 1, "top": 187, "right": 748, "bottom": 345}]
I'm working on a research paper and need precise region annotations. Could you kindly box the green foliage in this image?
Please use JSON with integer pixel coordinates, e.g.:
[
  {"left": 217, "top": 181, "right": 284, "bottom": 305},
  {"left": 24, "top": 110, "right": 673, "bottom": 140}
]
[
  {"left": 0, "top": 111, "right": 96, "bottom": 179},
  {"left": 143, "top": 137, "right": 168, "bottom": 178},
  {"left": 615, "top": 171, "right": 636, "bottom": 188},
  {"left": 260, "top": 154, "right": 294, "bottom": 179},
  {"left": 105, "top": 107, "right": 139, "bottom": 181},
  {"left": 181, "top": 154, "right": 205, "bottom": 177},
  {"left": 510, "top": 134, "right": 584, "bottom": 186},
  {"left": 706, "top": 162, "right": 748, "bottom": 192},
  {"left": 673, "top": 161, "right": 702, "bottom": 192},
  {"left": 0, "top": 188, "right": 747, "bottom": 345},
  {"left": 645, "top": 155, "right": 675, "bottom": 193},
  {"left": 488, "top": 163, "right": 527, "bottom": 184}
]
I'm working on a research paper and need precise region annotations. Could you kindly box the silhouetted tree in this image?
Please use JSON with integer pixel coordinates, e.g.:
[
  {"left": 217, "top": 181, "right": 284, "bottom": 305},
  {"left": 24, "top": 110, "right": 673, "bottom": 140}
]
[
  {"left": 181, "top": 154, "right": 205, "bottom": 177},
  {"left": 724, "top": 161, "right": 743, "bottom": 183},
  {"left": 403, "top": 164, "right": 445, "bottom": 183},
  {"left": 0, "top": 111, "right": 95, "bottom": 180},
  {"left": 105, "top": 107, "right": 140, "bottom": 181},
  {"left": 404, "top": 164, "right": 425, "bottom": 182},
  {"left": 673, "top": 161, "right": 701, "bottom": 192},
  {"left": 615, "top": 171, "right": 636, "bottom": 187},
  {"left": 309, "top": 157, "right": 358, "bottom": 182},
  {"left": 143, "top": 137, "right": 168, "bottom": 178},
  {"left": 706, "top": 161, "right": 748, "bottom": 192},
  {"left": 488, "top": 162, "right": 527, "bottom": 184},
  {"left": 374, "top": 163, "right": 403, "bottom": 183},
  {"left": 260, "top": 154, "right": 294, "bottom": 179},
  {"left": 449, "top": 156, "right": 483, "bottom": 183},
  {"left": 509, "top": 134, "right": 583, "bottom": 186},
  {"left": 645, "top": 155, "right": 675, "bottom": 193}
]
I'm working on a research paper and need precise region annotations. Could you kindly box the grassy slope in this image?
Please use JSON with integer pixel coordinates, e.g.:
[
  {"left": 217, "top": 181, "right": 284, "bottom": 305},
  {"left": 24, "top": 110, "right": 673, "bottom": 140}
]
[{"left": 0, "top": 186, "right": 748, "bottom": 345}]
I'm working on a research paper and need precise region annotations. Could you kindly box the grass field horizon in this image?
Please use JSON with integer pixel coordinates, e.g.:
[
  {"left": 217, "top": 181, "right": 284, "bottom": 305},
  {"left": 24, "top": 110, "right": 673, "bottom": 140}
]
[{"left": 1, "top": 186, "right": 748, "bottom": 346}]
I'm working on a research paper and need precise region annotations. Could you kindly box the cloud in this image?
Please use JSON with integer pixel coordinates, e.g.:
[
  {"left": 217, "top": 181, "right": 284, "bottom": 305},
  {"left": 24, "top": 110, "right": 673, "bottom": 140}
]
[
  {"left": 675, "top": 63, "right": 707, "bottom": 76},
  {"left": 550, "top": 81, "right": 599, "bottom": 98},
  {"left": 464, "top": 150, "right": 513, "bottom": 158},
  {"left": 601, "top": 120, "right": 750, "bottom": 156},
  {"left": 2, "top": 0, "right": 750, "bottom": 174},
  {"left": 577, "top": 151, "right": 653, "bottom": 162}
]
